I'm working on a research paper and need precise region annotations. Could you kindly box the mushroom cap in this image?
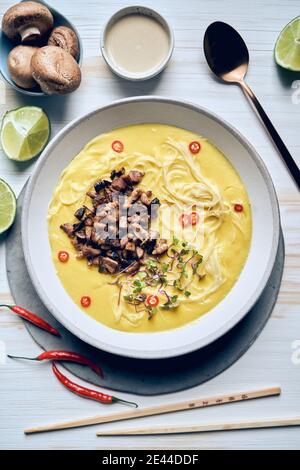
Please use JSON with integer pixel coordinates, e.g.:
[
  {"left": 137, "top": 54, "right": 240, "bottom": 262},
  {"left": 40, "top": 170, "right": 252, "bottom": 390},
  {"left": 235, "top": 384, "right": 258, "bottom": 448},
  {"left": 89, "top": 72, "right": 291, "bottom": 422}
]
[
  {"left": 7, "top": 45, "right": 38, "bottom": 89},
  {"left": 48, "top": 26, "right": 79, "bottom": 60},
  {"left": 31, "top": 46, "right": 81, "bottom": 95},
  {"left": 2, "top": 1, "right": 53, "bottom": 42}
]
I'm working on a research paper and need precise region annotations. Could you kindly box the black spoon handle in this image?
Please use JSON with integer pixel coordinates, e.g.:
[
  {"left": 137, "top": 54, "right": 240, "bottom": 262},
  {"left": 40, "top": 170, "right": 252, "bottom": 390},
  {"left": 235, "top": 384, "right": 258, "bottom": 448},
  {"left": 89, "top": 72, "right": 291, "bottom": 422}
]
[{"left": 240, "top": 80, "right": 300, "bottom": 190}]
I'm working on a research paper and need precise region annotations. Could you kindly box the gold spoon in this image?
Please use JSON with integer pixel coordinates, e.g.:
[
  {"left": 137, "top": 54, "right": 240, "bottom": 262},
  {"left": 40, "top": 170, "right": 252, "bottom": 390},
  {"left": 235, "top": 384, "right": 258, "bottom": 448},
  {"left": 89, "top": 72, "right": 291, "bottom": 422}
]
[{"left": 204, "top": 21, "right": 300, "bottom": 190}]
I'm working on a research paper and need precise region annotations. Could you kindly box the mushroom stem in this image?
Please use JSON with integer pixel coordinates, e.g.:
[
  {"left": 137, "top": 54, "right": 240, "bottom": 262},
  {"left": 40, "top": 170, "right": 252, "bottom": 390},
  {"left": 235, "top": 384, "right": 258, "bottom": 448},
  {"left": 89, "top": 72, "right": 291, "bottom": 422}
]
[{"left": 19, "top": 25, "right": 41, "bottom": 43}]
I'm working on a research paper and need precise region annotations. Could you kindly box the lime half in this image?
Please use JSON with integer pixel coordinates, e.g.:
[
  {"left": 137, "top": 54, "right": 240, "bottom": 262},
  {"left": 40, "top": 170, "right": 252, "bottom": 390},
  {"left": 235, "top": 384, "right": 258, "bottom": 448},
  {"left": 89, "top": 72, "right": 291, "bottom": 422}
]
[
  {"left": 275, "top": 16, "right": 300, "bottom": 71},
  {"left": 0, "top": 106, "right": 50, "bottom": 161},
  {"left": 0, "top": 179, "right": 16, "bottom": 234}
]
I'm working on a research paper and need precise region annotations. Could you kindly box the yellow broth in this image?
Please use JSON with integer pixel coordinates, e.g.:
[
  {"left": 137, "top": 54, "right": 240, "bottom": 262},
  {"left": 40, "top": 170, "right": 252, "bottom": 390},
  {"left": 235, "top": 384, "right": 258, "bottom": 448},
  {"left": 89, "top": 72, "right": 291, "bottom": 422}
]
[{"left": 48, "top": 124, "right": 252, "bottom": 333}]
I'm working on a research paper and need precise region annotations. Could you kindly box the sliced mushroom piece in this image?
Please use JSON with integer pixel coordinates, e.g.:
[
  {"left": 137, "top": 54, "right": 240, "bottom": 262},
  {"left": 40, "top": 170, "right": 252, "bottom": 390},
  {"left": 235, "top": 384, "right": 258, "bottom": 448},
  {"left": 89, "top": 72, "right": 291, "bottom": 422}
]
[
  {"left": 76, "top": 230, "right": 86, "bottom": 241},
  {"left": 152, "top": 239, "right": 169, "bottom": 255},
  {"left": 140, "top": 191, "right": 152, "bottom": 206},
  {"left": 109, "top": 239, "right": 121, "bottom": 249},
  {"left": 131, "top": 188, "right": 143, "bottom": 203},
  {"left": 92, "top": 194, "right": 107, "bottom": 208},
  {"left": 92, "top": 256, "right": 101, "bottom": 266},
  {"left": 73, "top": 220, "right": 85, "bottom": 232},
  {"left": 71, "top": 239, "right": 83, "bottom": 251},
  {"left": 124, "top": 261, "right": 140, "bottom": 274},
  {"left": 136, "top": 247, "right": 144, "bottom": 259},
  {"left": 143, "top": 238, "right": 157, "bottom": 255},
  {"left": 2, "top": 1, "right": 53, "bottom": 43},
  {"left": 7, "top": 45, "right": 38, "bottom": 89},
  {"left": 86, "top": 190, "right": 97, "bottom": 199},
  {"left": 125, "top": 241, "right": 136, "bottom": 252},
  {"left": 111, "top": 167, "right": 125, "bottom": 179},
  {"left": 31, "top": 46, "right": 81, "bottom": 95},
  {"left": 48, "top": 26, "right": 79, "bottom": 60},
  {"left": 111, "top": 177, "right": 128, "bottom": 192},
  {"left": 81, "top": 245, "right": 101, "bottom": 257},
  {"left": 84, "top": 217, "right": 94, "bottom": 227},
  {"left": 120, "top": 236, "right": 129, "bottom": 249},
  {"left": 101, "top": 257, "right": 119, "bottom": 274},
  {"left": 60, "top": 223, "right": 75, "bottom": 238},
  {"left": 128, "top": 170, "right": 145, "bottom": 184},
  {"left": 85, "top": 226, "right": 93, "bottom": 240},
  {"left": 123, "top": 188, "right": 143, "bottom": 209},
  {"left": 94, "top": 179, "right": 111, "bottom": 193},
  {"left": 74, "top": 206, "right": 86, "bottom": 220}
]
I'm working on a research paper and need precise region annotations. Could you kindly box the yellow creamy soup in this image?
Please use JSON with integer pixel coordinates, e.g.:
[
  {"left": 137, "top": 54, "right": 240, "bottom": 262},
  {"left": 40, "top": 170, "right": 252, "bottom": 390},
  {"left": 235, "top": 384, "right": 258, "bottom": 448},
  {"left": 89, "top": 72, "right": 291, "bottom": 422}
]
[{"left": 48, "top": 124, "right": 251, "bottom": 333}]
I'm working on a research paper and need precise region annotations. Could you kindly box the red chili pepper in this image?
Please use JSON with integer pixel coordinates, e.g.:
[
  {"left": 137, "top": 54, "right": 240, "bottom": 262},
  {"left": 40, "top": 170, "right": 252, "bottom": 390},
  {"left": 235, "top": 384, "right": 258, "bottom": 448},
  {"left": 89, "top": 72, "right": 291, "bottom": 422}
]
[
  {"left": 234, "top": 203, "right": 244, "bottom": 212},
  {"left": 0, "top": 305, "right": 60, "bottom": 336},
  {"left": 58, "top": 251, "right": 69, "bottom": 263},
  {"left": 145, "top": 294, "right": 159, "bottom": 308},
  {"left": 189, "top": 141, "right": 201, "bottom": 154},
  {"left": 81, "top": 296, "right": 91, "bottom": 308},
  {"left": 111, "top": 140, "right": 124, "bottom": 153},
  {"left": 189, "top": 211, "right": 200, "bottom": 226},
  {"left": 52, "top": 363, "right": 137, "bottom": 407},
  {"left": 179, "top": 213, "right": 190, "bottom": 228},
  {"left": 8, "top": 350, "right": 103, "bottom": 377}
]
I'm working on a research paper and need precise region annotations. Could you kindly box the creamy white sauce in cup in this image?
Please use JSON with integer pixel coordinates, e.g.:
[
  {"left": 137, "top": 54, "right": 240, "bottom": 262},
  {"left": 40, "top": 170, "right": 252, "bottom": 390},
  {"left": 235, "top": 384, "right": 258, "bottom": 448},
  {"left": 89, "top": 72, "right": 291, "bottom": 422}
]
[{"left": 101, "top": 7, "right": 174, "bottom": 80}]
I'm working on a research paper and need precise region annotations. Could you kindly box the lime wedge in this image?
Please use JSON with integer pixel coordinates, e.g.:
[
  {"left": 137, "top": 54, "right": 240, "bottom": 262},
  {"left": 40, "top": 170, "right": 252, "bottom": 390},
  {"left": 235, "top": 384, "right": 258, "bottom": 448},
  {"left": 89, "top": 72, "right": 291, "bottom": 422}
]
[
  {"left": 0, "top": 179, "right": 16, "bottom": 234},
  {"left": 275, "top": 16, "right": 300, "bottom": 71},
  {"left": 0, "top": 106, "right": 50, "bottom": 161}
]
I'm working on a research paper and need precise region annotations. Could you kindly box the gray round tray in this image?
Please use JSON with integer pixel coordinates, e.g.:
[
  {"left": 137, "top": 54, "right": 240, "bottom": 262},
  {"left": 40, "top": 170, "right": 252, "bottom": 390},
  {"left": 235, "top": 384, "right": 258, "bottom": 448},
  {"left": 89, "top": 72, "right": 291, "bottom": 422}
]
[{"left": 5, "top": 186, "right": 284, "bottom": 396}]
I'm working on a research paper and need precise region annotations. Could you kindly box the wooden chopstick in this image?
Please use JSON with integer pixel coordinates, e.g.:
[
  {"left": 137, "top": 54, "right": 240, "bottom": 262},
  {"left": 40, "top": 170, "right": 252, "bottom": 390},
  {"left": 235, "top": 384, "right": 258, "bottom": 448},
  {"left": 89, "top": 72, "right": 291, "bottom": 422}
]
[
  {"left": 98, "top": 416, "right": 300, "bottom": 436},
  {"left": 24, "top": 386, "right": 280, "bottom": 434}
]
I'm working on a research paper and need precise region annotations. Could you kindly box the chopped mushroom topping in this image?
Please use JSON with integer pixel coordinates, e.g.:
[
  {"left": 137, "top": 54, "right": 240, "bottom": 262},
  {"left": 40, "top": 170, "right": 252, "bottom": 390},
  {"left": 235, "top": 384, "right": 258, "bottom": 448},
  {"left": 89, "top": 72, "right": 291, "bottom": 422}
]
[{"left": 60, "top": 167, "right": 168, "bottom": 274}]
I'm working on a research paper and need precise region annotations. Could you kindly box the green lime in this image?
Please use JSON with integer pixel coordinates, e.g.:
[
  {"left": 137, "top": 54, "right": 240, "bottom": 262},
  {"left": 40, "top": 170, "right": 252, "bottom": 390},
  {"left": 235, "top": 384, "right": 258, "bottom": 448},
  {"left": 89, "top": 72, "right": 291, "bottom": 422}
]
[
  {"left": 0, "top": 179, "right": 16, "bottom": 234},
  {"left": 275, "top": 16, "right": 300, "bottom": 71},
  {"left": 0, "top": 106, "right": 50, "bottom": 161}
]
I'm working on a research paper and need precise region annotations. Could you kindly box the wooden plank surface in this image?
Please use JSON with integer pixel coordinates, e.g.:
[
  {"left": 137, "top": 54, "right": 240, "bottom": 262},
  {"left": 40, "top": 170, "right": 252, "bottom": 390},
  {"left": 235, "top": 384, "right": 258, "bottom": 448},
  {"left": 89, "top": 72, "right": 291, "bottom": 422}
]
[{"left": 0, "top": 0, "right": 299, "bottom": 450}]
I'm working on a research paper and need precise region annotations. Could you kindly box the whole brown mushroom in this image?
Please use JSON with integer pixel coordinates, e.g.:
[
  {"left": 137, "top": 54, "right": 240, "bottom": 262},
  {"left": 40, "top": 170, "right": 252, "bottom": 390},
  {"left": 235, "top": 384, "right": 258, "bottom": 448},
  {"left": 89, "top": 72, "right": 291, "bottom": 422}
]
[
  {"left": 7, "top": 45, "right": 38, "bottom": 89},
  {"left": 31, "top": 46, "right": 81, "bottom": 95},
  {"left": 48, "top": 26, "right": 79, "bottom": 60},
  {"left": 2, "top": 1, "right": 53, "bottom": 43}
]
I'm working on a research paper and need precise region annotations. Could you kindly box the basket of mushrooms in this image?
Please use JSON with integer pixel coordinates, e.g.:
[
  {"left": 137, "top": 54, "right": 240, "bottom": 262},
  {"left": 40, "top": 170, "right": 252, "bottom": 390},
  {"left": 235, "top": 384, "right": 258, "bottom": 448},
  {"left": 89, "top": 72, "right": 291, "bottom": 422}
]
[{"left": 1, "top": 1, "right": 82, "bottom": 95}]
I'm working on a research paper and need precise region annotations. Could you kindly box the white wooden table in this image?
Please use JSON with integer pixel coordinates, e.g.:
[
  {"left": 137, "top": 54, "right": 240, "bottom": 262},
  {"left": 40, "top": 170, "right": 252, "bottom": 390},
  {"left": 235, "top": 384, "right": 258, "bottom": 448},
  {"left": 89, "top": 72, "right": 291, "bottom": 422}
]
[{"left": 0, "top": 0, "right": 299, "bottom": 450}]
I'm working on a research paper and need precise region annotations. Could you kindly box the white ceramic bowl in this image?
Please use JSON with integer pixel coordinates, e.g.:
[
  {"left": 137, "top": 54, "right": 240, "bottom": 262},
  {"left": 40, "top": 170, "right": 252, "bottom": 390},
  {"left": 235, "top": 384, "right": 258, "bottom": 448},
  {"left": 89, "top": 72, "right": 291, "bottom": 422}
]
[
  {"left": 22, "top": 97, "right": 280, "bottom": 359},
  {"left": 100, "top": 6, "right": 174, "bottom": 81}
]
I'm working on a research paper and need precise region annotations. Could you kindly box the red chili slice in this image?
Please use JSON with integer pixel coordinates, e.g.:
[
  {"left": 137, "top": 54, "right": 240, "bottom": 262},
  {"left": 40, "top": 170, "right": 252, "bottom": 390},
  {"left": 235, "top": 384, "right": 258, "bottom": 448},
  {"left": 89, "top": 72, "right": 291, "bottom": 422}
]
[
  {"left": 81, "top": 296, "right": 91, "bottom": 308},
  {"left": 58, "top": 251, "right": 69, "bottom": 263},
  {"left": 111, "top": 140, "right": 124, "bottom": 153},
  {"left": 234, "top": 203, "right": 244, "bottom": 212},
  {"left": 189, "top": 211, "right": 200, "bottom": 226},
  {"left": 189, "top": 141, "right": 201, "bottom": 154},
  {"left": 145, "top": 295, "right": 159, "bottom": 308},
  {"left": 179, "top": 213, "right": 190, "bottom": 228}
]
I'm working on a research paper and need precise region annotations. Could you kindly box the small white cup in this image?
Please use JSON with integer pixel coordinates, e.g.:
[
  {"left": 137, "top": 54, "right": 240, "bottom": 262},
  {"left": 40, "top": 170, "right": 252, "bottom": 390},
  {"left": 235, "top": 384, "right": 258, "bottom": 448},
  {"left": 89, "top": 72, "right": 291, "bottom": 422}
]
[{"left": 101, "top": 5, "right": 174, "bottom": 81}]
